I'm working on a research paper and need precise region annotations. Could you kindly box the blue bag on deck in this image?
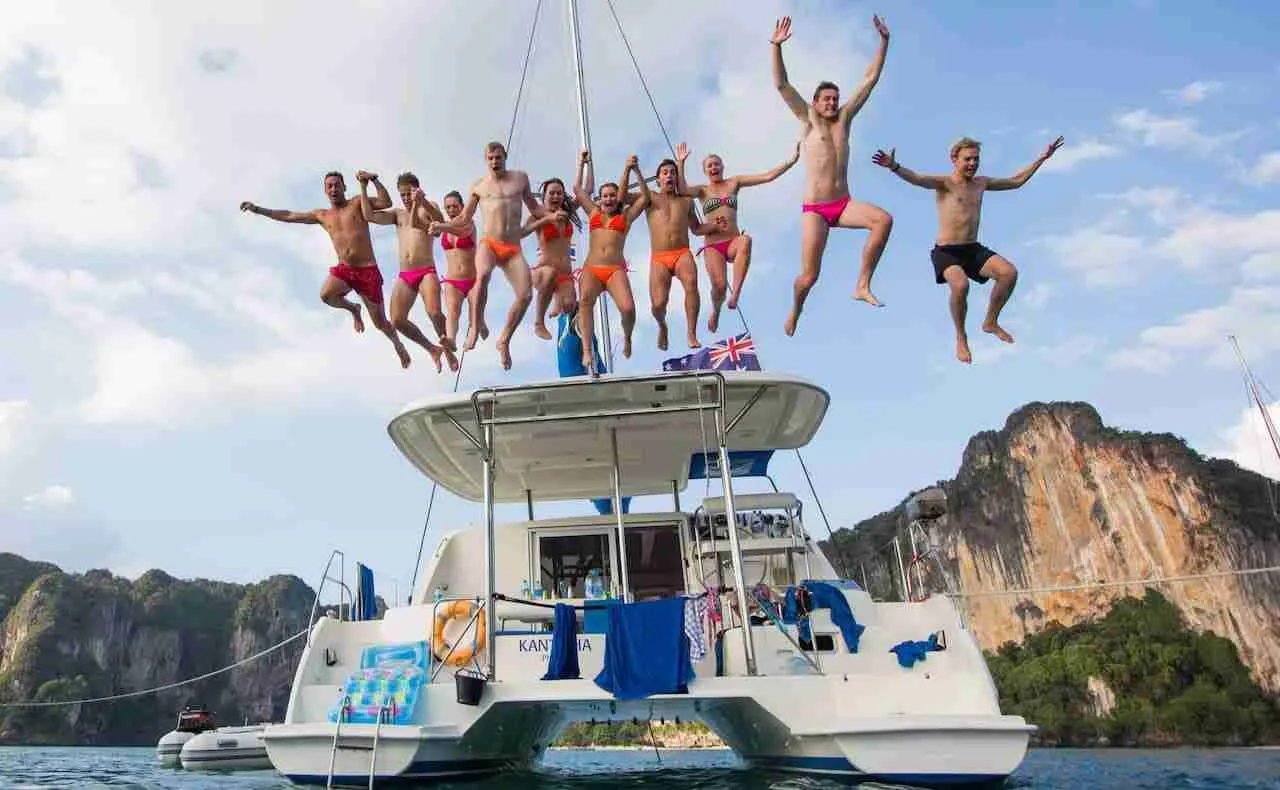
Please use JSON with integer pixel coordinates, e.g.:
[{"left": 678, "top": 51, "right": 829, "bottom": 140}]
[
  {"left": 594, "top": 598, "right": 694, "bottom": 699},
  {"left": 542, "top": 603, "right": 581, "bottom": 680}
]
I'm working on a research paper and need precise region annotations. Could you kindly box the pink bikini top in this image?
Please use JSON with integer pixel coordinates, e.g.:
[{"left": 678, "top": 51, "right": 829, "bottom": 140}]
[{"left": 441, "top": 231, "right": 475, "bottom": 251}]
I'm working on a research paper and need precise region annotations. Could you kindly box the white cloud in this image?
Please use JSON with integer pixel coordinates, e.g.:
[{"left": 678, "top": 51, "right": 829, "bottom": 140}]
[
  {"left": 1248, "top": 151, "right": 1280, "bottom": 184},
  {"left": 23, "top": 484, "right": 74, "bottom": 511},
  {"left": 1113, "top": 109, "right": 1236, "bottom": 154},
  {"left": 1210, "top": 402, "right": 1280, "bottom": 481},
  {"left": 1034, "top": 228, "right": 1145, "bottom": 288},
  {"left": 1108, "top": 286, "right": 1280, "bottom": 371},
  {"left": 1163, "top": 80, "right": 1223, "bottom": 106},
  {"left": 1243, "top": 252, "right": 1280, "bottom": 281},
  {"left": 1022, "top": 283, "right": 1053, "bottom": 309},
  {"left": 0, "top": 400, "right": 30, "bottom": 457},
  {"left": 1039, "top": 138, "right": 1122, "bottom": 173}
]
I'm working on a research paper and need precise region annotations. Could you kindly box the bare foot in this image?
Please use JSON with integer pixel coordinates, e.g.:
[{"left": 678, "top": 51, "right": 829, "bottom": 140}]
[
  {"left": 439, "top": 335, "right": 457, "bottom": 353},
  {"left": 464, "top": 331, "right": 479, "bottom": 351},
  {"left": 853, "top": 285, "right": 883, "bottom": 308},
  {"left": 956, "top": 335, "right": 972, "bottom": 364},
  {"left": 982, "top": 322, "right": 1015, "bottom": 344},
  {"left": 496, "top": 339, "right": 512, "bottom": 371},
  {"left": 478, "top": 322, "right": 491, "bottom": 342},
  {"left": 444, "top": 348, "right": 460, "bottom": 372},
  {"left": 727, "top": 291, "right": 738, "bottom": 311},
  {"left": 350, "top": 305, "right": 365, "bottom": 333},
  {"left": 656, "top": 321, "right": 669, "bottom": 351},
  {"left": 687, "top": 334, "right": 701, "bottom": 349},
  {"left": 581, "top": 353, "right": 593, "bottom": 372},
  {"left": 534, "top": 323, "right": 552, "bottom": 341},
  {"left": 623, "top": 335, "right": 633, "bottom": 359},
  {"left": 708, "top": 307, "right": 721, "bottom": 334},
  {"left": 395, "top": 342, "right": 412, "bottom": 369},
  {"left": 427, "top": 346, "right": 444, "bottom": 373},
  {"left": 784, "top": 310, "right": 800, "bottom": 337}
]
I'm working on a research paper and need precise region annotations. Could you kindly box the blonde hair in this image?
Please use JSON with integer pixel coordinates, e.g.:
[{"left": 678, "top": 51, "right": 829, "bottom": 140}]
[{"left": 950, "top": 137, "right": 981, "bottom": 160}]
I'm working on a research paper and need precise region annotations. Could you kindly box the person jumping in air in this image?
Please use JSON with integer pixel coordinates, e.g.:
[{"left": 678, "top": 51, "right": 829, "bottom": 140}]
[
  {"left": 771, "top": 15, "right": 894, "bottom": 336},
  {"left": 240, "top": 170, "right": 413, "bottom": 368},
  {"left": 521, "top": 178, "right": 580, "bottom": 341},
  {"left": 675, "top": 141, "right": 800, "bottom": 332},
  {"left": 360, "top": 172, "right": 458, "bottom": 372},
  {"left": 643, "top": 153, "right": 717, "bottom": 351},
  {"left": 433, "top": 190, "right": 485, "bottom": 353},
  {"left": 872, "top": 135, "right": 1064, "bottom": 364},
  {"left": 429, "top": 142, "right": 546, "bottom": 370},
  {"left": 572, "top": 149, "right": 649, "bottom": 373}
]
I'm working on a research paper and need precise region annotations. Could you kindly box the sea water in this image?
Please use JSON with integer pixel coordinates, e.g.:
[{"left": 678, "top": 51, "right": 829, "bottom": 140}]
[{"left": 0, "top": 745, "right": 1278, "bottom": 789}]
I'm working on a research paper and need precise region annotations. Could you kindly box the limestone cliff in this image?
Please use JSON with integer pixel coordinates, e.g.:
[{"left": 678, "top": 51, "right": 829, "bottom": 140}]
[
  {"left": 825, "top": 402, "right": 1280, "bottom": 693},
  {"left": 0, "top": 554, "right": 315, "bottom": 745}
]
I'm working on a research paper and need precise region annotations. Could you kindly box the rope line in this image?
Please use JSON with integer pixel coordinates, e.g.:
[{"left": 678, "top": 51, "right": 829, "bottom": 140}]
[
  {"left": 506, "top": 0, "right": 544, "bottom": 153},
  {"left": 605, "top": 0, "right": 677, "bottom": 158},
  {"left": 949, "top": 564, "right": 1280, "bottom": 599},
  {"left": 0, "top": 628, "right": 309, "bottom": 709}
]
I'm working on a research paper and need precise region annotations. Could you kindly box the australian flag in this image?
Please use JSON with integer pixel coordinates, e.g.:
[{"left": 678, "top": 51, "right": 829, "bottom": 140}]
[{"left": 663, "top": 331, "right": 761, "bottom": 372}]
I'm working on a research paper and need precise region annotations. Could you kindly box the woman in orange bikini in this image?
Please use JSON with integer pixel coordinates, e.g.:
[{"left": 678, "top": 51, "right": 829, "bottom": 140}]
[
  {"left": 521, "top": 178, "right": 581, "bottom": 340},
  {"left": 571, "top": 149, "right": 649, "bottom": 372},
  {"left": 433, "top": 190, "right": 487, "bottom": 351},
  {"left": 676, "top": 141, "right": 800, "bottom": 331}
]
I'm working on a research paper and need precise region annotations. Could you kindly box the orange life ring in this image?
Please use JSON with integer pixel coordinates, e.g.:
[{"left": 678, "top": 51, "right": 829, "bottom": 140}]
[{"left": 432, "top": 600, "right": 486, "bottom": 666}]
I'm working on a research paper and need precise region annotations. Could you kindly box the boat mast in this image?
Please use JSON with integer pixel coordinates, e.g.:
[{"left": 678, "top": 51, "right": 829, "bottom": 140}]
[
  {"left": 567, "top": 0, "right": 614, "bottom": 373},
  {"left": 1230, "top": 335, "right": 1280, "bottom": 467}
]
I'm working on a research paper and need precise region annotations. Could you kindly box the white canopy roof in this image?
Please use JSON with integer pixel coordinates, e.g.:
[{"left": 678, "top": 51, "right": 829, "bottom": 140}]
[{"left": 387, "top": 371, "right": 829, "bottom": 503}]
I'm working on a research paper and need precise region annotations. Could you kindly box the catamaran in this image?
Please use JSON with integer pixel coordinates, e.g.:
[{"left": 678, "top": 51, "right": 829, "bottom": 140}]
[{"left": 260, "top": 2, "right": 1034, "bottom": 785}]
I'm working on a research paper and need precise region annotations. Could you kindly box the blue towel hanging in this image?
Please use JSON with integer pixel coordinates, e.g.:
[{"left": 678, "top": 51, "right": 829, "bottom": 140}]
[
  {"left": 542, "top": 603, "right": 581, "bottom": 680},
  {"left": 594, "top": 598, "right": 694, "bottom": 699}
]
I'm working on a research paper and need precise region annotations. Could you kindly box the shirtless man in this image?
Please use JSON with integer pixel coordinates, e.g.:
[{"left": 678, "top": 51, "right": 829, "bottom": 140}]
[
  {"left": 643, "top": 153, "right": 716, "bottom": 351},
  {"left": 240, "top": 170, "right": 412, "bottom": 368},
  {"left": 429, "top": 141, "right": 546, "bottom": 370},
  {"left": 771, "top": 15, "right": 894, "bottom": 336},
  {"left": 361, "top": 172, "right": 458, "bottom": 372},
  {"left": 873, "top": 136, "right": 1064, "bottom": 364}
]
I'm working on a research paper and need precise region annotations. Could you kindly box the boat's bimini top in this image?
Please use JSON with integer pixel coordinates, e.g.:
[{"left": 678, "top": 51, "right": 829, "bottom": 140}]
[{"left": 387, "top": 371, "right": 829, "bottom": 503}]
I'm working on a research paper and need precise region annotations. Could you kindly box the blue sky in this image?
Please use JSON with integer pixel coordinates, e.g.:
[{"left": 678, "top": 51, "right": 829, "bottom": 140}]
[{"left": 2, "top": 0, "right": 1279, "bottom": 600}]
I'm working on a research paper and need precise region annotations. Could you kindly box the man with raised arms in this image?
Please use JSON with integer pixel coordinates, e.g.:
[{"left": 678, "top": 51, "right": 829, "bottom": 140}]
[
  {"left": 643, "top": 151, "right": 716, "bottom": 351},
  {"left": 429, "top": 141, "right": 546, "bottom": 370},
  {"left": 872, "top": 136, "right": 1064, "bottom": 364},
  {"left": 360, "top": 172, "right": 459, "bottom": 373},
  {"left": 240, "top": 170, "right": 413, "bottom": 368},
  {"left": 771, "top": 15, "right": 894, "bottom": 336}
]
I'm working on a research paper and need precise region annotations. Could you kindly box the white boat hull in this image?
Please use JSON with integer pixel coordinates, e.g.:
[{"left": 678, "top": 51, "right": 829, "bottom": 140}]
[
  {"left": 155, "top": 730, "right": 193, "bottom": 767},
  {"left": 179, "top": 725, "right": 273, "bottom": 772}
]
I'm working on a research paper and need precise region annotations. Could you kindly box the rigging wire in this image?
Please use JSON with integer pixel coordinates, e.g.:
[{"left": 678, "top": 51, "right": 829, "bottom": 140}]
[
  {"left": 605, "top": 0, "right": 677, "bottom": 158},
  {"left": 506, "top": 0, "right": 545, "bottom": 153}
]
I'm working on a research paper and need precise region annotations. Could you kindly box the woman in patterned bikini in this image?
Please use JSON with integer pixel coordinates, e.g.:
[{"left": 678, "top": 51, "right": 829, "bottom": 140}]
[
  {"left": 571, "top": 149, "right": 649, "bottom": 372},
  {"left": 521, "top": 178, "right": 581, "bottom": 340},
  {"left": 677, "top": 142, "right": 800, "bottom": 331},
  {"left": 434, "top": 190, "right": 487, "bottom": 352}
]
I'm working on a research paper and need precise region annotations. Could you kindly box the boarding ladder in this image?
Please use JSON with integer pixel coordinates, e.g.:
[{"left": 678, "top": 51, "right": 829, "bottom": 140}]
[{"left": 326, "top": 696, "right": 392, "bottom": 790}]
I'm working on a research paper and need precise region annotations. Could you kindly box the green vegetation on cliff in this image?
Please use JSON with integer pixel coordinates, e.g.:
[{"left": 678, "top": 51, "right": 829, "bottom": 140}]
[{"left": 987, "top": 589, "right": 1280, "bottom": 746}]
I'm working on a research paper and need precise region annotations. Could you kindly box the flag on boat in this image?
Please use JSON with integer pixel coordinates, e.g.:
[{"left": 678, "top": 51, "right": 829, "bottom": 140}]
[{"left": 662, "top": 331, "right": 760, "bottom": 372}]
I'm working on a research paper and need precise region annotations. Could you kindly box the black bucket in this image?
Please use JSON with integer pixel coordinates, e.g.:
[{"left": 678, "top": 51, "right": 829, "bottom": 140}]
[{"left": 455, "top": 668, "right": 487, "bottom": 706}]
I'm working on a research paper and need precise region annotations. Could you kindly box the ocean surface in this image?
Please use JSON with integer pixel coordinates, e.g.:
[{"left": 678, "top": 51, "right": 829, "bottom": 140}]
[{"left": 1, "top": 746, "right": 1278, "bottom": 789}]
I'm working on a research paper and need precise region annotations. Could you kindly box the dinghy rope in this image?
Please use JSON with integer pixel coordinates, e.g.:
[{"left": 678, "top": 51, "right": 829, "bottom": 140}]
[{"left": 0, "top": 627, "right": 309, "bottom": 709}]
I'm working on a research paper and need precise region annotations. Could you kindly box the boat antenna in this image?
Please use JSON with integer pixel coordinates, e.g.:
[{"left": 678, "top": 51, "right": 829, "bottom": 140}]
[{"left": 408, "top": 4, "right": 546, "bottom": 603}]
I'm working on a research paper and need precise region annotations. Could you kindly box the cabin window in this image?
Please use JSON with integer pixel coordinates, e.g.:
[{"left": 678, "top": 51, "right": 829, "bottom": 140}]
[
  {"left": 537, "top": 532, "right": 612, "bottom": 599},
  {"left": 624, "top": 524, "right": 685, "bottom": 601}
]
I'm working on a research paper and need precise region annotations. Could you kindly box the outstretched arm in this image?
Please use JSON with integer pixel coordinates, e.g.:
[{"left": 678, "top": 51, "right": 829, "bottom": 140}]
[
  {"left": 239, "top": 201, "right": 319, "bottom": 224},
  {"left": 359, "top": 184, "right": 398, "bottom": 225},
  {"left": 689, "top": 204, "right": 722, "bottom": 237},
  {"left": 871, "top": 148, "right": 945, "bottom": 189},
  {"left": 984, "top": 136, "right": 1065, "bottom": 191},
  {"left": 771, "top": 17, "right": 809, "bottom": 122},
  {"left": 429, "top": 188, "right": 481, "bottom": 234},
  {"left": 840, "top": 16, "right": 890, "bottom": 121},
  {"left": 521, "top": 172, "right": 547, "bottom": 219},
  {"left": 675, "top": 142, "right": 703, "bottom": 198},
  {"left": 573, "top": 149, "right": 598, "bottom": 214},
  {"left": 356, "top": 171, "right": 393, "bottom": 210},
  {"left": 624, "top": 157, "right": 650, "bottom": 221},
  {"left": 408, "top": 190, "right": 444, "bottom": 230},
  {"left": 735, "top": 141, "right": 802, "bottom": 188}
]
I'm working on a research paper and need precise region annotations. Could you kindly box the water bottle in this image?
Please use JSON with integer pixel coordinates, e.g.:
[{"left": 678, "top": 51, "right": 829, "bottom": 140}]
[
  {"left": 532, "top": 579, "right": 543, "bottom": 600},
  {"left": 519, "top": 579, "right": 531, "bottom": 600},
  {"left": 586, "top": 570, "right": 600, "bottom": 599},
  {"left": 431, "top": 587, "right": 444, "bottom": 604}
]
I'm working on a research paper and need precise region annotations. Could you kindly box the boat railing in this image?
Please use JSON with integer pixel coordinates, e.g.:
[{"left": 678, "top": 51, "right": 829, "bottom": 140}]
[{"left": 308, "top": 549, "right": 353, "bottom": 646}]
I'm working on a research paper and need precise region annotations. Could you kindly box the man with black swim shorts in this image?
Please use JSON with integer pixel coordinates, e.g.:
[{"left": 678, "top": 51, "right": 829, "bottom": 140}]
[{"left": 872, "top": 135, "right": 1063, "bottom": 363}]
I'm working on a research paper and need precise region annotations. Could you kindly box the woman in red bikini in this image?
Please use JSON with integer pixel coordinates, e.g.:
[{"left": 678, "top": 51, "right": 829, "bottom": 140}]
[
  {"left": 521, "top": 178, "right": 581, "bottom": 341},
  {"left": 571, "top": 150, "right": 649, "bottom": 372},
  {"left": 676, "top": 142, "right": 800, "bottom": 332},
  {"left": 434, "top": 190, "right": 487, "bottom": 352}
]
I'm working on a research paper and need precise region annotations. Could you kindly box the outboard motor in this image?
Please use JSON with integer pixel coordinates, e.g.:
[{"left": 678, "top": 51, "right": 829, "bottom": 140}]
[{"left": 905, "top": 487, "right": 947, "bottom": 522}]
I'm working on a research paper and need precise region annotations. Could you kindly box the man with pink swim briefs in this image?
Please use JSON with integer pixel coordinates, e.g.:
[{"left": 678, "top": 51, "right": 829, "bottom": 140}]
[
  {"left": 361, "top": 172, "right": 458, "bottom": 373},
  {"left": 240, "top": 170, "right": 414, "bottom": 369},
  {"left": 771, "top": 15, "right": 894, "bottom": 336}
]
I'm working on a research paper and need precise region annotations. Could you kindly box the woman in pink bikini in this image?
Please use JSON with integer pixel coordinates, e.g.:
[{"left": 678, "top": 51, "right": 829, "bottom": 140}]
[
  {"left": 521, "top": 178, "right": 580, "bottom": 341},
  {"left": 572, "top": 149, "right": 649, "bottom": 372},
  {"left": 434, "top": 190, "right": 487, "bottom": 352},
  {"left": 677, "top": 141, "right": 800, "bottom": 332}
]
